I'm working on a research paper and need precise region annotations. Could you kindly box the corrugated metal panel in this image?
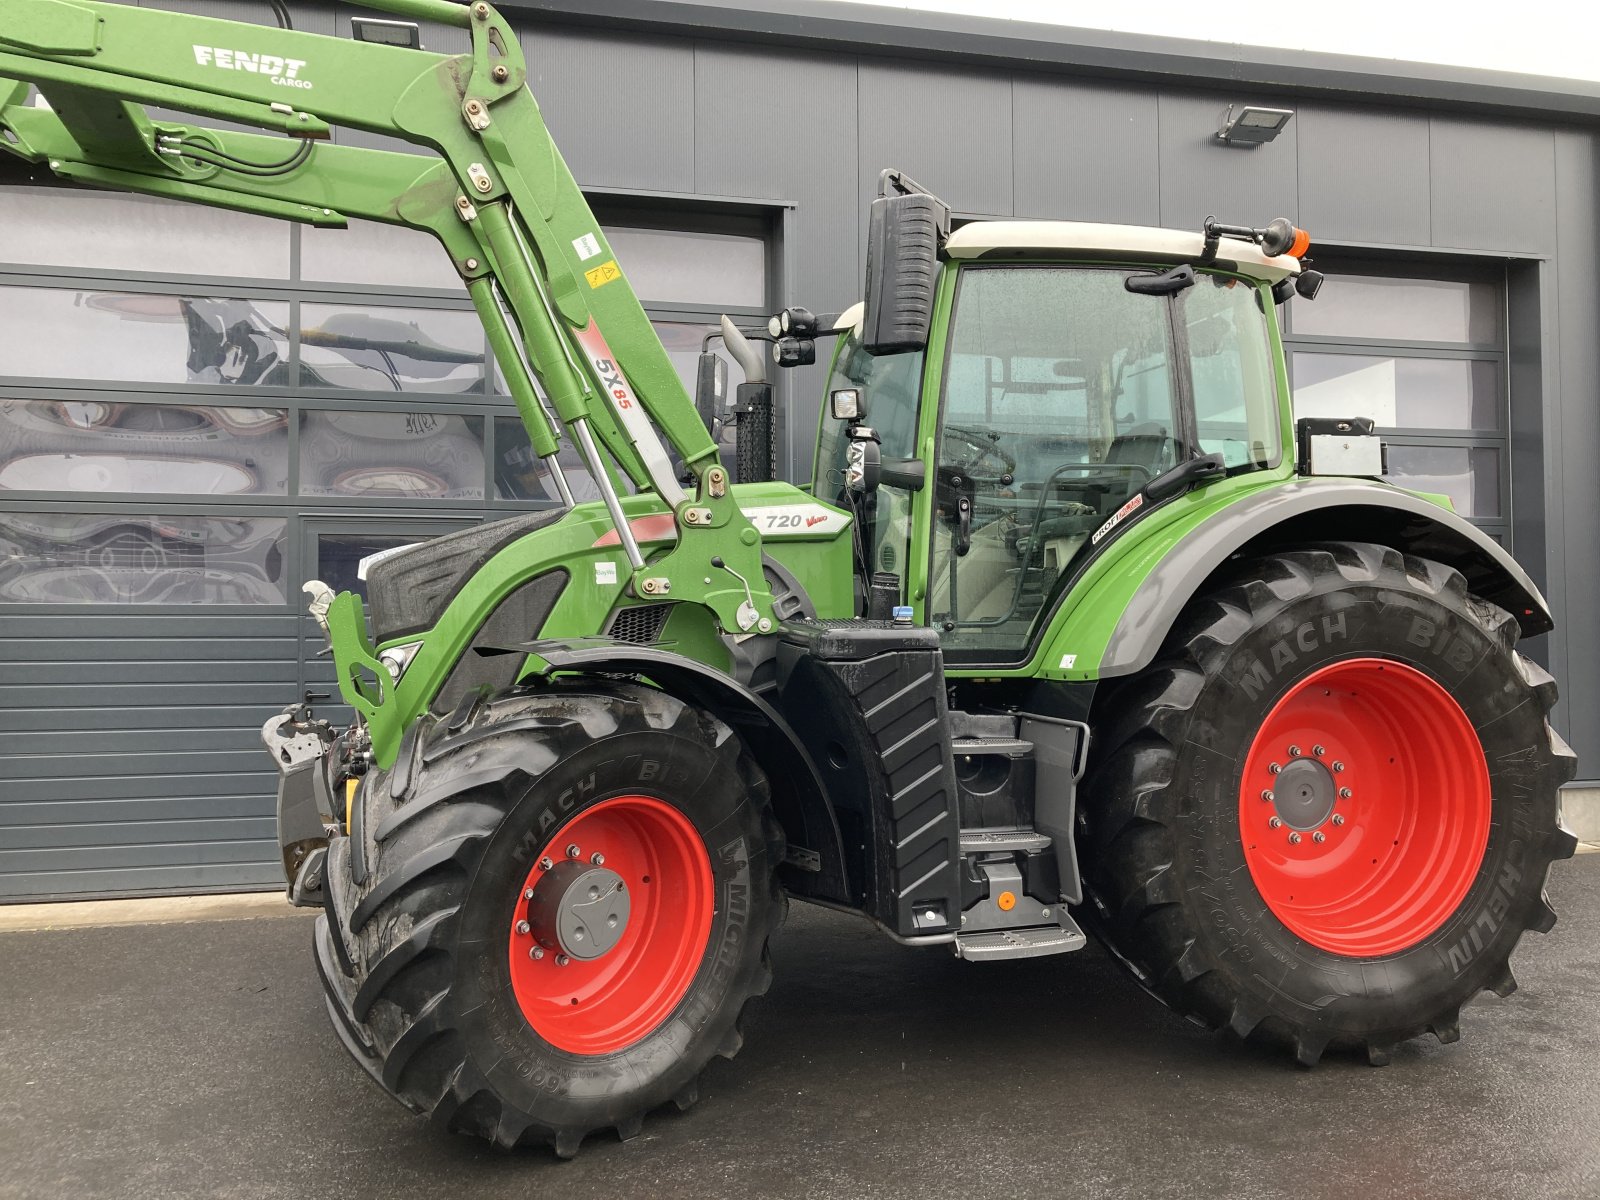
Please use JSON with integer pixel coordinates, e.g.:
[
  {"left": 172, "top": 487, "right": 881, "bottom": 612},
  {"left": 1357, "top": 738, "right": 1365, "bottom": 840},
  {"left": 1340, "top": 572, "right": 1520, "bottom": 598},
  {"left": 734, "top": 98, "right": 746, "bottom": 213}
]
[
  {"left": 857, "top": 59, "right": 1013, "bottom": 219},
  {"left": 691, "top": 41, "right": 860, "bottom": 476},
  {"left": 1296, "top": 105, "right": 1431, "bottom": 247},
  {"left": 1156, "top": 90, "right": 1298, "bottom": 232},
  {"left": 1430, "top": 118, "right": 1557, "bottom": 254},
  {"left": 525, "top": 26, "right": 696, "bottom": 193},
  {"left": 0, "top": 613, "right": 298, "bottom": 899},
  {"left": 1012, "top": 77, "right": 1159, "bottom": 225}
]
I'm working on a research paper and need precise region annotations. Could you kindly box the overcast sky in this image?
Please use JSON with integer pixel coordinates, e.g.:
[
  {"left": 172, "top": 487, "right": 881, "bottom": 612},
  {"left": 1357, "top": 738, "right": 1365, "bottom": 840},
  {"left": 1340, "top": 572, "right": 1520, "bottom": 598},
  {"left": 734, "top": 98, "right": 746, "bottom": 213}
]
[{"left": 829, "top": 0, "right": 1600, "bottom": 83}]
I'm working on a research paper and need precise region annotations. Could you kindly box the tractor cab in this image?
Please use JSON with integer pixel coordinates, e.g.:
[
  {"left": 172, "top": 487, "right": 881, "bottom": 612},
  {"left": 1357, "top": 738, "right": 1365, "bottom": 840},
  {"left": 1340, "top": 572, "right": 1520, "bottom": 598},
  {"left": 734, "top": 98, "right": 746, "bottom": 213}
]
[{"left": 816, "top": 195, "right": 1305, "bottom": 666}]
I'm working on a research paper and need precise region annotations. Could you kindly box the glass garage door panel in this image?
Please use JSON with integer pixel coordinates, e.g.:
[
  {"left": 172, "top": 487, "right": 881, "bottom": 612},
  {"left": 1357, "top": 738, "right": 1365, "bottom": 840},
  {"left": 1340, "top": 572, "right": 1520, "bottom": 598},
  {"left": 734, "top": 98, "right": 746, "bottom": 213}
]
[
  {"left": 1288, "top": 276, "right": 1501, "bottom": 345},
  {"left": 0, "top": 399, "right": 290, "bottom": 496},
  {"left": 0, "top": 288, "right": 291, "bottom": 387},
  {"left": 1291, "top": 355, "right": 1500, "bottom": 431},
  {"left": 1383, "top": 445, "right": 1501, "bottom": 518},
  {"left": 298, "top": 411, "right": 486, "bottom": 500},
  {"left": 0, "top": 512, "right": 288, "bottom": 605}
]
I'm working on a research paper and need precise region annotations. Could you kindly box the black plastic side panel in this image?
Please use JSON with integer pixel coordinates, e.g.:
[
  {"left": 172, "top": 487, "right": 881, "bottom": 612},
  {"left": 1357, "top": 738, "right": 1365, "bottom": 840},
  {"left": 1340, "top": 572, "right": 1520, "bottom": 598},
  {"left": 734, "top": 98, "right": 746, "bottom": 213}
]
[
  {"left": 365, "top": 508, "right": 564, "bottom": 643},
  {"left": 776, "top": 621, "right": 961, "bottom": 935},
  {"left": 1019, "top": 713, "right": 1087, "bottom": 905},
  {"left": 430, "top": 570, "right": 568, "bottom": 716}
]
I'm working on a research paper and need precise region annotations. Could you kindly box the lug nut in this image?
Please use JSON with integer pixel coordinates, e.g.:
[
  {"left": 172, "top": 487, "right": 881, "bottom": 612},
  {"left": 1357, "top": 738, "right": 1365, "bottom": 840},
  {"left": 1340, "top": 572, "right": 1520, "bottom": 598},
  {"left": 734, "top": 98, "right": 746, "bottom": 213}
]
[
  {"left": 529, "top": 946, "right": 544, "bottom": 960},
  {"left": 516, "top": 920, "right": 530, "bottom": 935},
  {"left": 1332, "top": 814, "right": 1346, "bottom": 827},
  {"left": 1269, "top": 763, "right": 1282, "bottom": 775},
  {"left": 1261, "top": 789, "right": 1275, "bottom": 802},
  {"left": 1332, "top": 761, "right": 1346, "bottom": 773},
  {"left": 555, "top": 954, "right": 570, "bottom": 967},
  {"left": 1268, "top": 816, "right": 1283, "bottom": 829},
  {"left": 1312, "top": 831, "right": 1326, "bottom": 844},
  {"left": 1288, "top": 832, "right": 1302, "bottom": 845},
  {"left": 1312, "top": 745, "right": 1326, "bottom": 757},
  {"left": 523, "top": 887, "right": 535, "bottom": 900},
  {"left": 590, "top": 852, "right": 605, "bottom": 866},
  {"left": 1338, "top": 787, "right": 1352, "bottom": 799},
  {"left": 566, "top": 844, "right": 581, "bottom": 859},
  {"left": 1287, "top": 744, "right": 1301, "bottom": 757}
]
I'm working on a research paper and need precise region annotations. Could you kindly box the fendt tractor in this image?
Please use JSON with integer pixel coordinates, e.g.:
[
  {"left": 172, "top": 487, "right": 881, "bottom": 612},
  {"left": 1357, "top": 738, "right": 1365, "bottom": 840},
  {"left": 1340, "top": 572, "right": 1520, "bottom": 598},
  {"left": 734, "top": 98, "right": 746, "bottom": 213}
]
[{"left": 1, "top": 0, "right": 1579, "bottom": 1158}]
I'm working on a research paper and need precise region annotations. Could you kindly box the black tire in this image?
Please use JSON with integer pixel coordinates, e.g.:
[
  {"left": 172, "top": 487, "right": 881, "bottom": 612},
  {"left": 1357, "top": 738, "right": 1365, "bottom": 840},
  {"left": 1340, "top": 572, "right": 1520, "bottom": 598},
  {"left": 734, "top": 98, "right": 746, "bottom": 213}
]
[
  {"left": 316, "top": 681, "right": 785, "bottom": 1157},
  {"left": 1079, "top": 541, "right": 1577, "bottom": 1065}
]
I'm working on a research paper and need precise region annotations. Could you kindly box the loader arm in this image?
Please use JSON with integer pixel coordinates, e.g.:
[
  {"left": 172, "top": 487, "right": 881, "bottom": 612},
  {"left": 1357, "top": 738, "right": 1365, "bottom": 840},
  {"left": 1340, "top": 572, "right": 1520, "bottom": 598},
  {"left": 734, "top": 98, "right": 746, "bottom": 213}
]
[{"left": 0, "top": 0, "right": 775, "bottom": 633}]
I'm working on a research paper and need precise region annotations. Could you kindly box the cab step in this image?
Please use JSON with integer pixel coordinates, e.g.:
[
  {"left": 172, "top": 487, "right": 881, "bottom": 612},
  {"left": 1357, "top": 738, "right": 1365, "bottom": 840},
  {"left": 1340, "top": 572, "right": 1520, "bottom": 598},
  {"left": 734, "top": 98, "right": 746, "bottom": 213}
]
[
  {"left": 951, "top": 735, "right": 1033, "bottom": 757},
  {"left": 954, "top": 920, "right": 1087, "bottom": 961},
  {"left": 959, "top": 828, "right": 1052, "bottom": 854}
]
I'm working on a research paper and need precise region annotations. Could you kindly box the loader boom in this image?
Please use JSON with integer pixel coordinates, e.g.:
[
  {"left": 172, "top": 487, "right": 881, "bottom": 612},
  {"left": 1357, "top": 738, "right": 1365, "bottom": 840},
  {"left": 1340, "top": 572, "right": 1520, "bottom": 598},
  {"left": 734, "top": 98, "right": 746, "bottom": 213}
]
[{"left": 0, "top": 0, "right": 776, "bottom": 634}]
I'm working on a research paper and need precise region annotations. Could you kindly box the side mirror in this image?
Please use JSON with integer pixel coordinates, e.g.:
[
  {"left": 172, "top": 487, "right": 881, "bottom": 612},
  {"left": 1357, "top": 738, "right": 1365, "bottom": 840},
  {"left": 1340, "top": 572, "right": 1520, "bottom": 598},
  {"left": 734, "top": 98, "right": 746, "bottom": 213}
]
[
  {"left": 694, "top": 351, "right": 728, "bottom": 435},
  {"left": 862, "top": 169, "right": 950, "bottom": 356},
  {"left": 830, "top": 387, "right": 864, "bottom": 422}
]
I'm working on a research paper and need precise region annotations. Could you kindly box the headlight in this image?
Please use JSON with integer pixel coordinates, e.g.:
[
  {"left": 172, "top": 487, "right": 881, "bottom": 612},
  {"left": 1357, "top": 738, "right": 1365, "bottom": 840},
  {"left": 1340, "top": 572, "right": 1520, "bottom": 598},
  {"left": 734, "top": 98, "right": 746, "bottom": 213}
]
[{"left": 377, "top": 641, "right": 423, "bottom": 683}]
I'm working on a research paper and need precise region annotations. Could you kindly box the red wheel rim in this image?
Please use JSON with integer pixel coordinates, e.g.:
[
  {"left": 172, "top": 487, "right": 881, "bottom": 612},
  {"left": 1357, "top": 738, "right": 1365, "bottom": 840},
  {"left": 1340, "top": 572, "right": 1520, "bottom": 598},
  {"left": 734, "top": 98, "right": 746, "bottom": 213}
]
[
  {"left": 506, "top": 795, "right": 714, "bottom": 1055},
  {"left": 1238, "top": 657, "right": 1491, "bottom": 957}
]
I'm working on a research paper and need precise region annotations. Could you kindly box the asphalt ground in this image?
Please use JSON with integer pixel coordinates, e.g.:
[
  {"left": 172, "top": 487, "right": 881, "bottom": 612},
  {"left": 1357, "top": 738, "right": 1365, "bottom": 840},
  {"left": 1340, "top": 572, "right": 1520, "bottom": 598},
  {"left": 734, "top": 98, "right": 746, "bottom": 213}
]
[{"left": 2, "top": 857, "right": 1598, "bottom": 1200}]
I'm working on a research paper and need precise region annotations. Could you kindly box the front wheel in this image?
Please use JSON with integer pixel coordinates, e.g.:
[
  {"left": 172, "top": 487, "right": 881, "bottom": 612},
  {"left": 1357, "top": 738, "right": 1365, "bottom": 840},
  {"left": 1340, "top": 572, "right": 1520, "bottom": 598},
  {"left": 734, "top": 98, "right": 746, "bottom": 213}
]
[
  {"left": 1079, "top": 542, "right": 1577, "bottom": 1064},
  {"left": 317, "top": 682, "right": 784, "bottom": 1157}
]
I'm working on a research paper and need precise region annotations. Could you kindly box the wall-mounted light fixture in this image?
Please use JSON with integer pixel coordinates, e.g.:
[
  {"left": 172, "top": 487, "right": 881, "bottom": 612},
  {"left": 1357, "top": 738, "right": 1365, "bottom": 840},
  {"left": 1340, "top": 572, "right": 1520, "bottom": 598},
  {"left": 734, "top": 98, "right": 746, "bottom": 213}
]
[
  {"left": 351, "top": 17, "right": 423, "bottom": 49},
  {"left": 1216, "top": 105, "right": 1295, "bottom": 147}
]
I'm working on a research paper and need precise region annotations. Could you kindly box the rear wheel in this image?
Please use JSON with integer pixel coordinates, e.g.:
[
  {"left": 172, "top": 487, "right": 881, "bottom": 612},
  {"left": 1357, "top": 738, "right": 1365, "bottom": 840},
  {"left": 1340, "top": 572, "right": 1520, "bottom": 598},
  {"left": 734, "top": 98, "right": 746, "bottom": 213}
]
[
  {"left": 317, "top": 682, "right": 784, "bottom": 1156},
  {"left": 1080, "top": 542, "right": 1577, "bottom": 1064}
]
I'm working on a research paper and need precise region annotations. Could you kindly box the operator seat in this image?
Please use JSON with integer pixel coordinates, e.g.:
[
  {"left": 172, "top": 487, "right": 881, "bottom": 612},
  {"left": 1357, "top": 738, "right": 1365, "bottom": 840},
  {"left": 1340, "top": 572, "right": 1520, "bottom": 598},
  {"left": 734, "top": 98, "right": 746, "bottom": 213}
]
[{"left": 1104, "top": 423, "right": 1179, "bottom": 481}]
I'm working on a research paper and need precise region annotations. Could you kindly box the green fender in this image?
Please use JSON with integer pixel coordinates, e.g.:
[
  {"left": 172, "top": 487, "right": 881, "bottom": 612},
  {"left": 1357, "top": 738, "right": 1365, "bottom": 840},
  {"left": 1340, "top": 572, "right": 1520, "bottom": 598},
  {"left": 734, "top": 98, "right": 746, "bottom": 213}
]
[{"left": 1042, "top": 477, "right": 1551, "bottom": 683}]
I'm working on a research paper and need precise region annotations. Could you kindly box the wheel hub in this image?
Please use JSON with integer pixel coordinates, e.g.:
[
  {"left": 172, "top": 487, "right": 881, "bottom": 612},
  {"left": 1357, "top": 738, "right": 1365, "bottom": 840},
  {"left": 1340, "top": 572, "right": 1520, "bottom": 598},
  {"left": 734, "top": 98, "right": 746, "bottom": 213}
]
[
  {"left": 1271, "top": 757, "right": 1337, "bottom": 831},
  {"left": 526, "top": 861, "right": 630, "bottom": 961}
]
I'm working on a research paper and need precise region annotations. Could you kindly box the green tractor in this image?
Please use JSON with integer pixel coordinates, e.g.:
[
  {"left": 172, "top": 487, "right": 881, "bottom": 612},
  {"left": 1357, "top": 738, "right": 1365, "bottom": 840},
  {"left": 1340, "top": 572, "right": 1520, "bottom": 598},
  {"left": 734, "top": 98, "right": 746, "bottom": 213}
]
[{"left": 2, "top": 0, "right": 1577, "bottom": 1159}]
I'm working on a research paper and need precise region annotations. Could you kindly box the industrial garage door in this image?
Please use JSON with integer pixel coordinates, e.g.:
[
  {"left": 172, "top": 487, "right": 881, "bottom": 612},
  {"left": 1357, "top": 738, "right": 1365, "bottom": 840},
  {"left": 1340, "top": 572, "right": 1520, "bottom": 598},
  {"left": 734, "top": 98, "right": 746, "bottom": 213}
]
[
  {"left": 0, "top": 162, "right": 771, "bottom": 900},
  {"left": 1284, "top": 262, "right": 1509, "bottom": 544}
]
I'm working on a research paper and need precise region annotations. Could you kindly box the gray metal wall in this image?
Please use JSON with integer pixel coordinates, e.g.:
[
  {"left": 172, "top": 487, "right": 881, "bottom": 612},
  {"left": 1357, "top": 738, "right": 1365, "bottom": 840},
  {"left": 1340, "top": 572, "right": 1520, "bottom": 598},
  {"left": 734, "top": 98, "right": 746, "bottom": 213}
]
[{"left": 3, "top": 0, "right": 1596, "bottom": 900}]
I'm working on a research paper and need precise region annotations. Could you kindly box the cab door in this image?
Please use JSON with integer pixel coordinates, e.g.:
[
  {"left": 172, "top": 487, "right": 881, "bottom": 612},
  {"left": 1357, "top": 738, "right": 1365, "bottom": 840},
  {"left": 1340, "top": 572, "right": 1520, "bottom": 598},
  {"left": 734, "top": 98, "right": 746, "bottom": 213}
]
[{"left": 926, "top": 263, "right": 1280, "bottom": 668}]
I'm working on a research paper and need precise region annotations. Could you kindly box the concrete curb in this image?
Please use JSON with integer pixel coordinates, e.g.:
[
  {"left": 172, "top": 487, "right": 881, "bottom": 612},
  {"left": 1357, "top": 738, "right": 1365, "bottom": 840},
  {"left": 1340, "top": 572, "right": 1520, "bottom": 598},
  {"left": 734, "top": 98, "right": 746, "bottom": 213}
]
[
  {"left": 0, "top": 891, "right": 315, "bottom": 932},
  {"left": 1564, "top": 787, "right": 1600, "bottom": 845}
]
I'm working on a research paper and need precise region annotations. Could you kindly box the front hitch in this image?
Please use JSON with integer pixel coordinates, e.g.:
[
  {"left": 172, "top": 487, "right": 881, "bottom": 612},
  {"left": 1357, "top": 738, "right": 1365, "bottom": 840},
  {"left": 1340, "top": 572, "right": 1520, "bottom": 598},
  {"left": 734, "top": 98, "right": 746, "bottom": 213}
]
[{"left": 262, "top": 703, "right": 337, "bottom": 906}]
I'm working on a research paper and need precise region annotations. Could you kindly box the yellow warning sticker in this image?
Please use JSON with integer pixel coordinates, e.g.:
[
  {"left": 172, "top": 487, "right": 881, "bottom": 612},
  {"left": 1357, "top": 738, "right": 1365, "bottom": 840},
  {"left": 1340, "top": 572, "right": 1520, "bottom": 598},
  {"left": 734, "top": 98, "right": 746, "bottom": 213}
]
[{"left": 585, "top": 260, "right": 622, "bottom": 290}]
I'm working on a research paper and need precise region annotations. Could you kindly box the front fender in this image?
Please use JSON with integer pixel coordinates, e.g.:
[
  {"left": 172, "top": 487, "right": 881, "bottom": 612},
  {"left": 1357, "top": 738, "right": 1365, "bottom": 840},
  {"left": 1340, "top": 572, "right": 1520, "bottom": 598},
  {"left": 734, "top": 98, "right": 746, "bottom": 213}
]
[{"left": 517, "top": 639, "right": 852, "bottom": 906}]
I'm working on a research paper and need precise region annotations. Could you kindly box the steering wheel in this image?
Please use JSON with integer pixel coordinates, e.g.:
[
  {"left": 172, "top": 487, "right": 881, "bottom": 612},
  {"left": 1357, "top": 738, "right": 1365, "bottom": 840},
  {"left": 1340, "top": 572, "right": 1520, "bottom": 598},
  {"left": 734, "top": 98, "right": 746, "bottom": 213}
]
[{"left": 943, "top": 424, "right": 1016, "bottom": 481}]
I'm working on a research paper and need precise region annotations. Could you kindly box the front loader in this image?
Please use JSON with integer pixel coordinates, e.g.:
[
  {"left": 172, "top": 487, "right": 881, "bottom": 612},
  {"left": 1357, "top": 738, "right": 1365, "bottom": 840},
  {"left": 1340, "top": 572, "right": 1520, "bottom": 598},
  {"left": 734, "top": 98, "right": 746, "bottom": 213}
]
[{"left": 1, "top": 0, "right": 1578, "bottom": 1158}]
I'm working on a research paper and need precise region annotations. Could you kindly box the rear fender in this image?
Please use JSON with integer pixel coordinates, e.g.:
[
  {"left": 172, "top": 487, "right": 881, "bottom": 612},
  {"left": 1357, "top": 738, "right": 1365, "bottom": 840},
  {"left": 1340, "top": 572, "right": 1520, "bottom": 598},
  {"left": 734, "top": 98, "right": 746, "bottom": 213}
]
[{"left": 1092, "top": 479, "right": 1551, "bottom": 679}]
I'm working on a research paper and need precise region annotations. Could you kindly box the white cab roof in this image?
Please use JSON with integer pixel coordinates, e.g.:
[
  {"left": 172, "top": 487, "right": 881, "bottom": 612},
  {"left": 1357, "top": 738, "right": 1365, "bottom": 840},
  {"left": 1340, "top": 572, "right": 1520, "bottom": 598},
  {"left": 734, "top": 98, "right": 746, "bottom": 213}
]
[{"left": 944, "top": 220, "right": 1301, "bottom": 283}]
